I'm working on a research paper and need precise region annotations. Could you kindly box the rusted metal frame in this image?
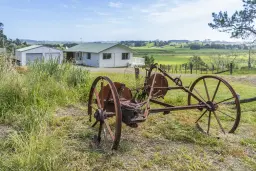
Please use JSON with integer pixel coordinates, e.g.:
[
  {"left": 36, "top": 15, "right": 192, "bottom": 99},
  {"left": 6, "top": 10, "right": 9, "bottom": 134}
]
[
  {"left": 149, "top": 104, "right": 207, "bottom": 114},
  {"left": 157, "top": 67, "right": 176, "bottom": 82},
  {"left": 144, "top": 69, "right": 158, "bottom": 117},
  {"left": 148, "top": 86, "right": 184, "bottom": 90},
  {"left": 157, "top": 66, "right": 211, "bottom": 108},
  {"left": 181, "top": 87, "right": 204, "bottom": 104},
  {"left": 150, "top": 99, "right": 174, "bottom": 107},
  {"left": 151, "top": 66, "right": 212, "bottom": 110}
]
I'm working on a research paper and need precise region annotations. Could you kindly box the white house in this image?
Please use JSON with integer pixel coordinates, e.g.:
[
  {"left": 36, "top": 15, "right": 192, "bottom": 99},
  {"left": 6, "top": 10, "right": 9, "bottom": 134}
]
[
  {"left": 65, "top": 43, "right": 144, "bottom": 68},
  {"left": 15, "top": 45, "right": 63, "bottom": 66}
]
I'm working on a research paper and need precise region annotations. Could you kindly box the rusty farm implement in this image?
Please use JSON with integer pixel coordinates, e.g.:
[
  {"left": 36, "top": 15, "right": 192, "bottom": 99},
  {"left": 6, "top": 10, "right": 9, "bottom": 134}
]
[{"left": 88, "top": 64, "right": 241, "bottom": 150}]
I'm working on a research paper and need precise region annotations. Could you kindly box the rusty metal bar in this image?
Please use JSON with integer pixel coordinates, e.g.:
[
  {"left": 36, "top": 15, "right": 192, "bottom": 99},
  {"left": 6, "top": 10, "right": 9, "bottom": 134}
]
[
  {"left": 144, "top": 69, "right": 158, "bottom": 117},
  {"left": 149, "top": 104, "right": 206, "bottom": 114},
  {"left": 150, "top": 99, "right": 174, "bottom": 107}
]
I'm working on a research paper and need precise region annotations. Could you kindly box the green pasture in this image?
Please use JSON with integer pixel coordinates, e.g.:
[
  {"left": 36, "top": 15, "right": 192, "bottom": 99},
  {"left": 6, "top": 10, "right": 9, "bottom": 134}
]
[{"left": 132, "top": 46, "right": 250, "bottom": 66}]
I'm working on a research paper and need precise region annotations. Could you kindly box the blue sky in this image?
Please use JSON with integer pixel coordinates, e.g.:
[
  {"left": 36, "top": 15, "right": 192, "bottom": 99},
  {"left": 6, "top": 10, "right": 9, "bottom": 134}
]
[{"left": 0, "top": 0, "right": 243, "bottom": 42}]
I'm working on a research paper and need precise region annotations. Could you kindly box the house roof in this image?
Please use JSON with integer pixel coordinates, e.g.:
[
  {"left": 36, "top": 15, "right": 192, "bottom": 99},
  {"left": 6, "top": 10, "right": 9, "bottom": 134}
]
[
  {"left": 64, "top": 43, "right": 132, "bottom": 53},
  {"left": 16, "top": 45, "right": 43, "bottom": 52}
]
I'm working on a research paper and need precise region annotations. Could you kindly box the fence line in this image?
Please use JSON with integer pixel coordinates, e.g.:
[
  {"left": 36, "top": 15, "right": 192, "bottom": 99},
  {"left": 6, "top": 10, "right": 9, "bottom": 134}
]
[{"left": 157, "top": 63, "right": 234, "bottom": 75}]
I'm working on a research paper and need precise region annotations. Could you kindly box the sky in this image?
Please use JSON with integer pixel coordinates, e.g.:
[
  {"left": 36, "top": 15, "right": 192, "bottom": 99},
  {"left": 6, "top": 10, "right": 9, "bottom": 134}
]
[{"left": 0, "top": 0, "right": 244, "bottom": 42}]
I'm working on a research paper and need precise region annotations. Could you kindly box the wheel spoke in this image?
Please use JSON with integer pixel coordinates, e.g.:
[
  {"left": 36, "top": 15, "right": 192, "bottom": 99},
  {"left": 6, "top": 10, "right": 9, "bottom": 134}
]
[
  {"left": 193, "top": 87, "right": 207, "bottom": 103},
  {"left": 105, "top": 112, "right": 116, "bottom": 117},
  {"left": 101, "top": 81, "right": 104, "bottom": 109},
  {"left": 207, "top": 112, "right": 211, "bottom": 134},
  {"left": 94, "top": 88, "right": 102, "bottom": 109},
  {"left": 103, "top": 90, "right": 112, "bottom": 111},
  {"left": 216, "top": 109, "right": 236, "bottom": 120},
  {"left": 195, "top": 110, "right": 208, "bottom": 123},
  {"left": 104, "top": 119, "right": 115, "bottom": 141},
  {"left": 212, "top": 80, "right": 221, "bottom": 102},
  {"left": 213, "top": 111, "right": 226, "bottom": 134},
  {"left": 203, "top": 79, "right": 210, "bottom": 101},
  {"left": 216, "top": 97, "right": 235, "bottom": 105},
  {"left": 92, "top": 120, "right": 98, "bottom": 127},
  {"left": 97, "top": 121, "right": 103, "bottom": 142}
]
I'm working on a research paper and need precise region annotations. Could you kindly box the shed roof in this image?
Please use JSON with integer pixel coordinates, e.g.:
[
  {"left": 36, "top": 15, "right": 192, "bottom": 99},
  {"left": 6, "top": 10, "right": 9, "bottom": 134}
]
[
  {"left": 16, "top": 45, "right": 43, "bottom": 52},
  {"left": 64, "top": 43, "right": 132, "bottom": 53}
]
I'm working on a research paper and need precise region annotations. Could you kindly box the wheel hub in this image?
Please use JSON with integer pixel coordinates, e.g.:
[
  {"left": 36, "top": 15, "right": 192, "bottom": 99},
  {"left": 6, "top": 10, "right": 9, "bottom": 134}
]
[
  {"left": 206, "top": 101, "right": 218, "bottom": 111},
  {"left": 94, "top": 109, "right": 106, "bottom": 122}
]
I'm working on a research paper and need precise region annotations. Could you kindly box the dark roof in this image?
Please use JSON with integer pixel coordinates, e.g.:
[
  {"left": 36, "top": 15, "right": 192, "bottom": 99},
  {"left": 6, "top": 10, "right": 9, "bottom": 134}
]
[{"left": 64, "top": 43, "right": 132, "bottom": 53}]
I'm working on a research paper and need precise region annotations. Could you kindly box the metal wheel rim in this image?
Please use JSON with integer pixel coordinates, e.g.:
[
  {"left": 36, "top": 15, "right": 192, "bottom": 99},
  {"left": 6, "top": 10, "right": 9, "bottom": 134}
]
[
  {"left": 188, "top": 75, "right": 241, "bottom": 134},
  {"left": 88, "top": 76, "right": 122, "bottom": 150}
]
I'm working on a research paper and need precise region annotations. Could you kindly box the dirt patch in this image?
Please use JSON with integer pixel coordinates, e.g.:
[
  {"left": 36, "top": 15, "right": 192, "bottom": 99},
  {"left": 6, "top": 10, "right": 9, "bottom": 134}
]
[
  {"left": 56, "top": 105, "right": 87, "bottom": 117},
  {"left": 0, "top": 125, "right": 13, "bottom": 139},
  {"left": 224, "top": 75, "right": 256, "bottom": 86}
]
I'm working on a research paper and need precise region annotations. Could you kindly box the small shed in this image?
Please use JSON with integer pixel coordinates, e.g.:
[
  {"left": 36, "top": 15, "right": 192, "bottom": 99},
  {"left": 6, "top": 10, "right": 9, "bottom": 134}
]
[{"left": 15, "top": 45, "right": 63, "bottom": 66}]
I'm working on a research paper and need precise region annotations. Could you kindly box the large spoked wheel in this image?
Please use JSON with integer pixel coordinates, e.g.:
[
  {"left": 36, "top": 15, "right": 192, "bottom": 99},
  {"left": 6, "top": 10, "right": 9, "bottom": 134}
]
[
  {"left": 188, "top": 76, "right": 241, "bottom": 135},
  {"left": 88, "top": 76, "right": 122, "bottom": 150}
]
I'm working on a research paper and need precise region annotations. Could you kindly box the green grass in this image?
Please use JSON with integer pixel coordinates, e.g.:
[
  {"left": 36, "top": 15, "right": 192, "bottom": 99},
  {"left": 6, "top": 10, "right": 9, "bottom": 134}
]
[
  {"left": 132, "top": 47, "right": 254, "bottom": 72},
  {"left": 0, "top": 55, "right": 256, "bottom": 170},
  {"left": 0, "top": 55, "right": 91, "bottom": 170}
]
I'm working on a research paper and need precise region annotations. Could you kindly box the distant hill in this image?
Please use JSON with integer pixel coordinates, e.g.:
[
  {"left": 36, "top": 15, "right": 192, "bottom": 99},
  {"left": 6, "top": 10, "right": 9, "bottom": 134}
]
[
  {"left": 20, "top": 39, "right": 80, "bottom": 45},
  {"left": 20, "top": 39, "right": 245, "bottom": 45}
]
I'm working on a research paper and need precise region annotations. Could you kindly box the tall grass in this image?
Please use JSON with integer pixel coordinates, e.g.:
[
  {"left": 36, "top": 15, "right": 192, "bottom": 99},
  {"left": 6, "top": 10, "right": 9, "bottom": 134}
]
[{"left": 0, "top": 55, "right": 90, "bottom": 170}]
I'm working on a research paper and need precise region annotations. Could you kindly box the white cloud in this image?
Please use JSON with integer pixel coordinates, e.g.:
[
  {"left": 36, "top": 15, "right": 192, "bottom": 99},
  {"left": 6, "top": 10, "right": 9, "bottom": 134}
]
[
  {"left": 107, "top": 18, "right": 125, "bottom": 24},
  {"left": 108, "top": 2, "right": 122, "bottom": 8},
  {"left": 95, "top": 11, "right": 110, "bottom": 16},
  {"left": 83, "top": 17, "right": 92, "bottom": 21},
  {"left": 63, "top": 4, "right": 68, "bottom": 8},
  {"left": 144, "top": 0, "right": 243, "bottom": 24}
]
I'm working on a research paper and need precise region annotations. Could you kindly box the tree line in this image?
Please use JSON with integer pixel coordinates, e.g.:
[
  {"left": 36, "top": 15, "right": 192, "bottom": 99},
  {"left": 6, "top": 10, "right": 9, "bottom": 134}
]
[
  {"left": 120, "top": 40, "right": 249, "bottom": 50},
  {"left": 0, "top": 22, "right": 28, "bottom": 53}
]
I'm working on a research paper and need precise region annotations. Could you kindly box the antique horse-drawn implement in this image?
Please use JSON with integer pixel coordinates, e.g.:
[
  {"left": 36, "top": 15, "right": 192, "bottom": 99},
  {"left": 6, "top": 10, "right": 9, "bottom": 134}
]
[{"left": 88, "top": 64, "right": 241, "bottom": 150}]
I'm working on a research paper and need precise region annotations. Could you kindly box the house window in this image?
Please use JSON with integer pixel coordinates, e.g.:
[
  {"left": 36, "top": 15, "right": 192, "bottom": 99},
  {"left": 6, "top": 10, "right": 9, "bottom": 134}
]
[
  {"left": 122, "top": 53, "right": 129, "bottom": 60},
  {"left": 87, "top": 53, "right": 91, "bottom": 59},
  {"left": 103, "top": 53, "right": 111, "bottom": 60}
]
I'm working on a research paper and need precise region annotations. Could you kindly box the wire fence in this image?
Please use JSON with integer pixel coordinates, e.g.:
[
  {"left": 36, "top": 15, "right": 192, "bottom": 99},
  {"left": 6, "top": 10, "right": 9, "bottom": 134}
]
[{"left": 156, "top": 63, "right": 234, "bottom": 75}]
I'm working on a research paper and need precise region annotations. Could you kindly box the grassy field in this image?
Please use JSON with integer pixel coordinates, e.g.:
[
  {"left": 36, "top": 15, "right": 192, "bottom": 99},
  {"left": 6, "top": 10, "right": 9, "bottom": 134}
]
[
  {"left": 0, "top": 57, "right": 256, "bottom": 170},
  {"left": 132, "top": 46, "right": 251, "bottom": 67}
]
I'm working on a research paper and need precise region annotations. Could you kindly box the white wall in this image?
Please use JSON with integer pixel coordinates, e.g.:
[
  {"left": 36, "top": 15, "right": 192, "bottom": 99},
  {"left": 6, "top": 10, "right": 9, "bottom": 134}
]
[
  {"left": 16, "top": 46, "right": 63, "bottom": 66},
  {"left": 82, "top": 53, "right": 99, "bottom": 67},
  {"left": 99, "top": 46, "right": 133, "bottom": 68},
  {"left": 15, "top": 51, "right": 22, "bottom": 61}
]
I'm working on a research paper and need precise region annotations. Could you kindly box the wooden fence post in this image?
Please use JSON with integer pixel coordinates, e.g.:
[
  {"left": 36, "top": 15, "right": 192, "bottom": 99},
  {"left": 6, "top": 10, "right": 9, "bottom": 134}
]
[
  {"left": 230, "top": 63, "right": 233, "bottom": 75},
  {"left": 135, "top": 67, "right": 140, "bottom": 80}
]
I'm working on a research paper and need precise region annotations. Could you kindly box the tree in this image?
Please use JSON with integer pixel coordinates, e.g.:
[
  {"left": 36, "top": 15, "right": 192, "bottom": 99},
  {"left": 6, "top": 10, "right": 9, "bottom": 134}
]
[
  {"left": 209, "top": 0, "right": 256, "bottom": 39},
  {"left": 0, "top": 22, "right": 3, "bottom": 32},
  {"left": 143, "top": 55, "right": 155, "bottom": 66},
  {"left": 0, "top": 22, "right": 4, "bottom": 47},
  {"left": 190, "top": 44, "right": 201, "bottom": 50}
]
